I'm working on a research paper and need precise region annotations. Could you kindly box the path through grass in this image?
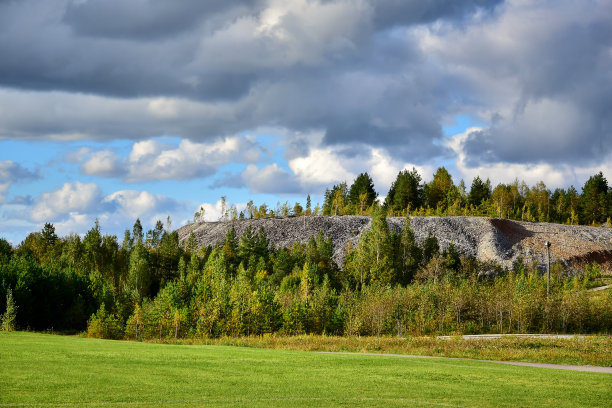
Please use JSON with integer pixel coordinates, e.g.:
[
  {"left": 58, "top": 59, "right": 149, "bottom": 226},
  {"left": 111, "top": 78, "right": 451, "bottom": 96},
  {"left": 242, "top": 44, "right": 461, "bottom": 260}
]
[{"left": 1, "top": 332, "right": 610, "bottom": 407}]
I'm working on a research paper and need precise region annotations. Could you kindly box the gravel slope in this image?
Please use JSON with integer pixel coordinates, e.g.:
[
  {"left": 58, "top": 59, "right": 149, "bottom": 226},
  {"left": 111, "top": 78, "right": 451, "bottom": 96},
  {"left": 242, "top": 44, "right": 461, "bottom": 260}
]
[{"left": 177, "top": 216, "right": 612, "bottom": 270}]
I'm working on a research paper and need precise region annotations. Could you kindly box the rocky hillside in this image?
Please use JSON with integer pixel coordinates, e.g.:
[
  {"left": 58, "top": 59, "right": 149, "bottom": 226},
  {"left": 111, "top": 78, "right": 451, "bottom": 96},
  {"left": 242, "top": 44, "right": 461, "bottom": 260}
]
[{"left": 177, "top": 216, "right": 612, "bottom": 271}]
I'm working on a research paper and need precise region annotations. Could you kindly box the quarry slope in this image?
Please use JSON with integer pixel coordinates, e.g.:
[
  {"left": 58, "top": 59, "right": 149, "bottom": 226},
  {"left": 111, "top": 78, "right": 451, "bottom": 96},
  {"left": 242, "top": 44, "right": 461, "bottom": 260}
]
[{"left": 177, "top": 216, "right": 612, "bottom": 270}]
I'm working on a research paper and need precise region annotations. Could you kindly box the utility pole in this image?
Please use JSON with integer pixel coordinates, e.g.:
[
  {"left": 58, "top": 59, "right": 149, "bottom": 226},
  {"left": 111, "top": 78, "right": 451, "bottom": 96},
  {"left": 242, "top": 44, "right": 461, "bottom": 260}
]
[{"left": 545, "top": 241, "right": 551, "bottom": 296}]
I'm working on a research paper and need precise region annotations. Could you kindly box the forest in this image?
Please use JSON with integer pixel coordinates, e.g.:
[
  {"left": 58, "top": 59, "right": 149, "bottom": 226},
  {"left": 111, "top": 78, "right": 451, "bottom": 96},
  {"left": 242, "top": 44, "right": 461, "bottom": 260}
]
[{"left": 0, "top": 170, "right": 611, "bottom": 339}]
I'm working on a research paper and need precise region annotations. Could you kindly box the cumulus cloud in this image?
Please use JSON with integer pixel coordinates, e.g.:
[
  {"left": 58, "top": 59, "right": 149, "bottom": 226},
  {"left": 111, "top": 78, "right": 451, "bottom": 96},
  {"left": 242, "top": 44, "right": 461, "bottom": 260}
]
[
  {"left": 231, "top": 137, "right": 436, "bottom": 196},
  {"left": 79, "top": 136, "right": 262, "bottom": 182},
  {"left": 103, "top": 190, "right": 181, "bottom": 220},
  {"left": 31, "top": 182, "right": 103, "bottom": 222},
  {"left": 19, "top": 181, "right": 188, "bottom": 238}
]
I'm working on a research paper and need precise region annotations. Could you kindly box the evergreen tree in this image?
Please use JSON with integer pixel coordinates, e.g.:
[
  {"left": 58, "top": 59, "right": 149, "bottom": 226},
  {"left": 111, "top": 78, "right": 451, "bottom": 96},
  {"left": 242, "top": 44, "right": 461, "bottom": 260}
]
[
  {"left": 580, "top": 172, "right": 609, "bottom": 225},
  {"left": 398, "top": 216, "right": 421, "bottom": 284},
  {"left": 348, "top": 173, "right": 377, "bottom": 214},
  {"left": 385, "top": 168, "right": 422, "bottom": 214},
  {"left": 468, "top": 176, "right": 492, "bottom": 207},
  {"left": 132, "top": 219, "right": 144, "bottom": 245},
  {"left": 1, "top": 288, "right": 17, "bottom": 331}
]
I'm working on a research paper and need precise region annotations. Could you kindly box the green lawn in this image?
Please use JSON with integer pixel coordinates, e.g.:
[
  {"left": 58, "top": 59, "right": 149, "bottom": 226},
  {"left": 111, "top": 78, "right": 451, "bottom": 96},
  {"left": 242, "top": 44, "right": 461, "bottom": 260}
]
[{"left": 0, "top": 332, "right": 610, "bottom": 407}]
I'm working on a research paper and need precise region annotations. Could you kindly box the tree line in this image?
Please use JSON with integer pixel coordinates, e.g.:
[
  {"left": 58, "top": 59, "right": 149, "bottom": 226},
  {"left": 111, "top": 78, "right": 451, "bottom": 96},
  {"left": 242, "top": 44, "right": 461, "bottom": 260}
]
[
  {"left": 1, "top": 211, "right": 609, "bottom": 339},
  {"left": 326, "top": 169, "right": 611, "bottom": 226},
  {"left": 212, "top": 170, "right": 611, "bottom": 227}
]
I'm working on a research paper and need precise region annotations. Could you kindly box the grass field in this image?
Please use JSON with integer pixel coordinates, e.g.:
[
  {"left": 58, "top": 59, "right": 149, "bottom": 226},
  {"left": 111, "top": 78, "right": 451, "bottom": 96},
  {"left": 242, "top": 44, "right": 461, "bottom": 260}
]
[
  {"left": 183, "top": 334, "right": 612, "bottom": 367},
  {"left": 1, "top": 332, "right": 610, "bottom": 407}
]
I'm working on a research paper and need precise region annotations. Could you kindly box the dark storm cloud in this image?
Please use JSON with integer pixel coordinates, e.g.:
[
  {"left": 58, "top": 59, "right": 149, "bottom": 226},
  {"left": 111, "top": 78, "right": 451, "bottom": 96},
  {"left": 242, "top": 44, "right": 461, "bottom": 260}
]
[
  {"left": 63, "top": 0, "right": 261, "bottom": 40},
  {"left": 371, "top": 0, "right": 503, "bottom": 28},
  {"left": 457, "top": 1, "right": 612, "bottom": 165}
]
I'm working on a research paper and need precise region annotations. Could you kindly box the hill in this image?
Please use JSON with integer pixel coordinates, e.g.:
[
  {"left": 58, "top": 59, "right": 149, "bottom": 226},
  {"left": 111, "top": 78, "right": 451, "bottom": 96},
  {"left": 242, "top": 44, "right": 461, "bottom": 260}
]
[{"left": 177, "top": 216, "right": 612, "bottom": 271}]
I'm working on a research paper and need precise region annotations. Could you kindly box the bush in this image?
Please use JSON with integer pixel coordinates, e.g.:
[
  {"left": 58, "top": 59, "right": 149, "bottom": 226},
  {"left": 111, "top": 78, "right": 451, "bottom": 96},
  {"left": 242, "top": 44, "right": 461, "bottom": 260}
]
[{"left": 87, "top": 304, "right": 124, "bottom": 340}]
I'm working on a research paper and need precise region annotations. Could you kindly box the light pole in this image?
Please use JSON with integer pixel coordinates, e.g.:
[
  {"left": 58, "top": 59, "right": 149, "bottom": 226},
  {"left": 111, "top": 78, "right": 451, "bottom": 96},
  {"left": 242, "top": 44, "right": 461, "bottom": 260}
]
[{"left": 544, "top": 241, "right": 551, "bottom": 296}]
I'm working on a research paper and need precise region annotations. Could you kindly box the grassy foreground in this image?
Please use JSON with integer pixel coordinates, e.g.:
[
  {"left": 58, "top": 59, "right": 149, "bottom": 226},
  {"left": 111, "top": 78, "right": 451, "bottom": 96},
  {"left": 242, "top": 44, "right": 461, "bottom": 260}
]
[
  {"left": 185, "top": 334, "right": 612, "bottom": 367},
  {"left": 1, "top": 332, "right": 611, "bottom": 407}
]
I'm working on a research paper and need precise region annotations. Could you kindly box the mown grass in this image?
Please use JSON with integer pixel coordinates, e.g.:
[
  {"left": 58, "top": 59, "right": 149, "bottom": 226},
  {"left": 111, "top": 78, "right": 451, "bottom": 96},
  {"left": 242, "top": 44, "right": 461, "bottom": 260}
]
[
  {"left": 1, "top": 332, "right": 610, "bottom": 407},
  {"left": 156, "top": 334, "right": 612, "bottom": 367}
]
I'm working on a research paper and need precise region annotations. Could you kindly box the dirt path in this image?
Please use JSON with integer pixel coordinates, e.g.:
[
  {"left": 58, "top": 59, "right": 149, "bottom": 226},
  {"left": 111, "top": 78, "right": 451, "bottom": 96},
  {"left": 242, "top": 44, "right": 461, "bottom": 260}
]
[
  {"left": 319, "top": 352, "right": 612, "bottom": 374},
  {"left": 436, "top": 334, "right": 597, "bottom": 340}
]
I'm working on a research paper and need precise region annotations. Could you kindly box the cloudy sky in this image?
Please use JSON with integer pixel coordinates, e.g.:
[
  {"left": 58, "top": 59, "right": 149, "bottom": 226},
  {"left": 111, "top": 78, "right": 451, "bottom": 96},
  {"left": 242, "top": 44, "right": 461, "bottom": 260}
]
[{"left": 1, "top": 0, "right": 611, "bottom": 243}]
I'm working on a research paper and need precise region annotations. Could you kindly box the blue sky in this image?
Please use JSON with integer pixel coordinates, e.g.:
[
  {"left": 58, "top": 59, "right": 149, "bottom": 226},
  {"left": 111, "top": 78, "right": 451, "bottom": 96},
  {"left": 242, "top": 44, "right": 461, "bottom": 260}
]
[{"left": 1, "top": 0, "right": 611, "bottom": 244}]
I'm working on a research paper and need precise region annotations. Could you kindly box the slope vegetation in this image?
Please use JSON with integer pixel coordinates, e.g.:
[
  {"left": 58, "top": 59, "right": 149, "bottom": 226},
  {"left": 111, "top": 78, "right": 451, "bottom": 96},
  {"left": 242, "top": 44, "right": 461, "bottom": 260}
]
[{"left": 177, "top": 216, "right": 612, "bottom": 270}]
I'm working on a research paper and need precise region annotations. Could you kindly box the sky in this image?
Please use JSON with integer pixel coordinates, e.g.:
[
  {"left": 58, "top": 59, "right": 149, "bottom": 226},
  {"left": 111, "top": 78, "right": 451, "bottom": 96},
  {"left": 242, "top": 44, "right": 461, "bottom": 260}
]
[{"left": 1, "top": 0, "right": 611, "bottom": 244}]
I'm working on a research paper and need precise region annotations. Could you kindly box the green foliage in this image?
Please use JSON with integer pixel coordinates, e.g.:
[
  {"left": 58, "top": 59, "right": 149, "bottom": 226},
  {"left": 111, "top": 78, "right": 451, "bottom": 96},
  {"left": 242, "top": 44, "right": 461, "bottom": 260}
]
[
  {"left": 468, "top": 176, "right": 491, "bottom": 207},
  {"left": 348, "top": 172, "right": 377, "bottom": 214},
  {"left": 385, "top": 167, "right": 422, "bottom": 214},
  {"left": 580, "top": 172, "right": 609, "bottom": 224},
  {"left": 323, "top": 182, "right": 348, "bottom": 215},
  {"left": 87, "top": 304, "right": 123, "bottom": 339},
  {"left": 424, "top": 167, "right": 455, "bottom": 210},
  {"left": 1, "top": 289, "right": 17, "bottom": 331}
]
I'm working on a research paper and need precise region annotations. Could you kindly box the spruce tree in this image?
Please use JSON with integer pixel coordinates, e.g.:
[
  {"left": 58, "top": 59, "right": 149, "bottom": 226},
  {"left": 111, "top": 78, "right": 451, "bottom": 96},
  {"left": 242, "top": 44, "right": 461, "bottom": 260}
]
[{"left": 1, "top": 289, "right": 17, "bottom": 331}]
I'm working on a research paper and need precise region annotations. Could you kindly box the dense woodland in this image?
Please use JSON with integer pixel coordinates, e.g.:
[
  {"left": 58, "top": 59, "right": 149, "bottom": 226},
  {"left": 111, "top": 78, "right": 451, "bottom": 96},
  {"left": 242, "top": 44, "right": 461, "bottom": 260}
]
[{"left": 0, "top": 170, "right": 611, "bottom": 338}]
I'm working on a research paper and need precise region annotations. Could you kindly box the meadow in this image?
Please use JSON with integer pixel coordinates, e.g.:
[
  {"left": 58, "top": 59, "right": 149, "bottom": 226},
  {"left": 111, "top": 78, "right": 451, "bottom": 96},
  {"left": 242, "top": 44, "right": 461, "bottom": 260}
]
[{"left": 1, "top": 332, "right": 610, "bottom": 407}]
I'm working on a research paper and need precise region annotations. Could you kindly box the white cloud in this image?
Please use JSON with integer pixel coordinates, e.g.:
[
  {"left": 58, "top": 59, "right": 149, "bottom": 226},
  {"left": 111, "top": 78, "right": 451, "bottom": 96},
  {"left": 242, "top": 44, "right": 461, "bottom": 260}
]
[
  {"left": 289, "top": 147, "right": 355, "bottom": 186},
  {"left": 81, "top": 150, "right": 123, "bottom": 177},
  {"left": 78, "top": 135, "right": 262, "bottom": 182},
  {"left": 31, "top": 182, "right": 102, "bottom": 222},
  {"left": 103, "top": 190, "right": 179, "bottom": 220}
]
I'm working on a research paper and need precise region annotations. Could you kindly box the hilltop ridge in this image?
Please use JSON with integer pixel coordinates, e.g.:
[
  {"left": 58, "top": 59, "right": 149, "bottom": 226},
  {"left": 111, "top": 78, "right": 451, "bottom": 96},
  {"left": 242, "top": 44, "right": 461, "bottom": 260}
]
[{"left": 177, "top": 216, "right": 612, "bottom": 271}]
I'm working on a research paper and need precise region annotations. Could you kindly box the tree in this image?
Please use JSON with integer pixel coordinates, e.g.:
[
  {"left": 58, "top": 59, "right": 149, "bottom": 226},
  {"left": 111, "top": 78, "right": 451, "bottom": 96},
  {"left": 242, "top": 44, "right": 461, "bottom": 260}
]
[
  {"left": 398, "top": 216, "right": 421, "bottom": 285},
  {"left": 491, "top": 184, "right": 512, "bottom": 218},
  {"left": 306, "top": 195, "right": 312, "bottom": 215},
  {"left": 1, "top": 289, "right": 17, "bottom": 331},
  {"left": 194, "top": 206, "right": 205, "bottom": 223},
  {"left": 146, "top": 220, "right": 165, "bottom": 248},
  {"left": 41, "top": 223, "right": 58, "bottom": 248},
  {"left": 349, "top": 208, "right": 396, "bottom": 286},
  {"left": 468, "top": 176, "right": 491, "bottom": 207},
  {"left": 580, "top": 172, "right": 609, "bottom": 225},
  {"left": 424, "top": 167, "right": 455, "bottom": 210},
  {"left": 0, "top": 238, "right": 12, "bottom": 262},
  {"left": 323, "top": 182, "right": 348, "bottom": 215},
  {"left": 220, "top": 196, "right": 228, "bottom": 221},
  {"left": 385, "top": 168, "right": 422, "bottom": 214},
  {"left": 128, "top": 243, "right": 151, "bottom": 300},
  {"left": 348, "top": 173, "right": 377, "bottom": 214},
  {"left": 132, "top": 219, "right": 144, "bottom": 245}
]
